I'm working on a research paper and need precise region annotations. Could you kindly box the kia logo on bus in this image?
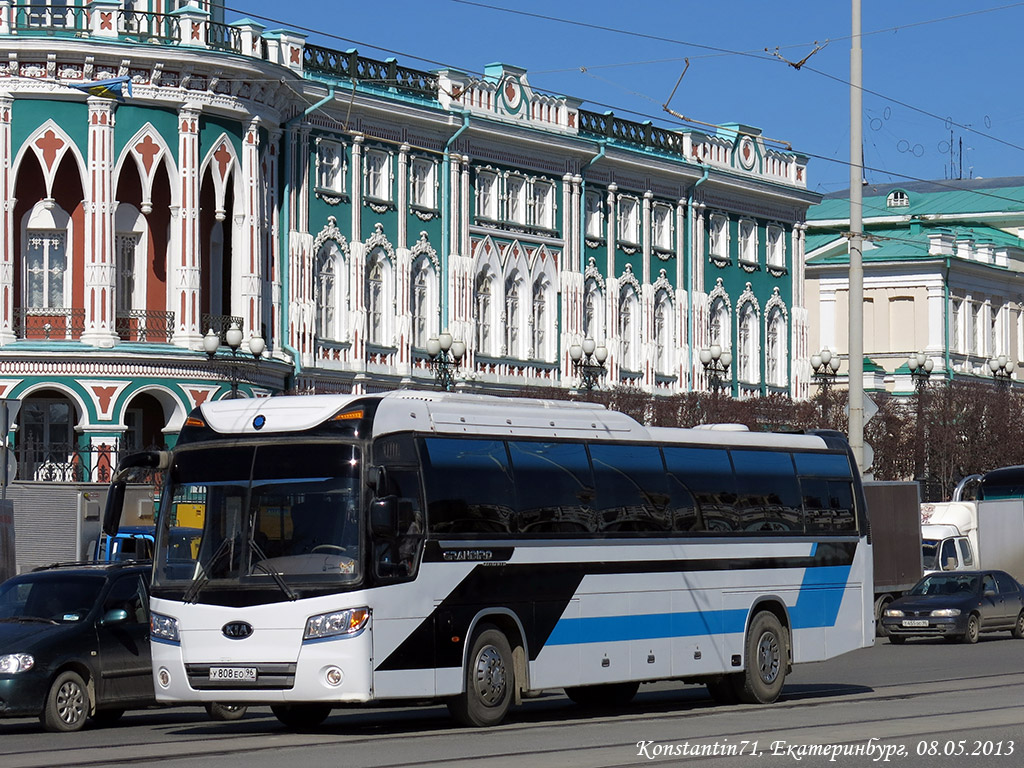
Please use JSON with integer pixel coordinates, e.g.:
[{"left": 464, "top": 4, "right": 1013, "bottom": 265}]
[{"left": 222, "top": 621, "right": 254, "bottom": 640}]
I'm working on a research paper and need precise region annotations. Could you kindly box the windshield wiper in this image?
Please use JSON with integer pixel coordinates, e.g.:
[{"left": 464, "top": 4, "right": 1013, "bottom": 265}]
[
  {"left": 182, "top": 536, "right": 235, "bottom": 604},
  {"left": 250, "top": 559, "right": 299, "bottom": 601}
]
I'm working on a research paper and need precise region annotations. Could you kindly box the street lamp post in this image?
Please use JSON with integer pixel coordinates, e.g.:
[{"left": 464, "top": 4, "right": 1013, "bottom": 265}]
[
  {"left": 568, "top": 338, "right": 608, "bottom": 392},
  {"left": 426, "top": 331, "right": 466, "bottom": 391},
  {"left": 989, "top": 354, "right": 1012, "bottom": 387},
  {"left": 699, "top": 344, "right": 732, "bottom": 394},
  {"left": 907, "top": 351, "right": 933, "bottom": 485},
  {"left": 203, "top": 322, "right": 264, "bottom": 398},
  {"left": 810, "top": 348, "right": 841, "bottom": 422}
]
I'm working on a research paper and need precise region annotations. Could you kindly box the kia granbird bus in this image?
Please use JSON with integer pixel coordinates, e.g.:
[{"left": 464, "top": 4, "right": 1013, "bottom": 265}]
[{"left": 102, "top": 391, "right": 873, "bottom": 728}]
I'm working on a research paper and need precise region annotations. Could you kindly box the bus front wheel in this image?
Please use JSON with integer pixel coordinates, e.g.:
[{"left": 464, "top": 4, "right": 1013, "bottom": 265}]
[
  {"left": 734, "top": 611, "right": 788, "bottom": 704},
  {"left": 447, "top": 624, "right": 514, "bottom": 727}
]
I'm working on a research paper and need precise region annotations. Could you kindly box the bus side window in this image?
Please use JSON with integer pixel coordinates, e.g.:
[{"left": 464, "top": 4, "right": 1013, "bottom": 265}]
[
  {"left": 663, "top": 446, "right": 738, "bottom": 532},
  {"left": 589, "top": 443, "right": 670, "bottom": 534},
  {"left": 375, "top": 469, "right": 424, "bottom": 580}
]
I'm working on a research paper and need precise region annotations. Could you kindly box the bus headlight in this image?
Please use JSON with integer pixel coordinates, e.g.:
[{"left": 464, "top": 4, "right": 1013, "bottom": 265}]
[
  {"left": 304, "top": 607, "right": 369, "bottom": 640},
  {"left": 0, "top": 653, "right": 34, "bottom": 674},
  {"left": 151, "top": 612, "right": 180, "bottom": 642},
  {"left": 930, "top": 608, "right": 961, "bottom": 617}
]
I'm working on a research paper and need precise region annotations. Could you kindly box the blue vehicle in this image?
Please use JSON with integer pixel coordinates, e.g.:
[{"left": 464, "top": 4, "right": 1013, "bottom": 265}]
[{"left": 96, "top": 527, "right": 200, "bottom": 563}]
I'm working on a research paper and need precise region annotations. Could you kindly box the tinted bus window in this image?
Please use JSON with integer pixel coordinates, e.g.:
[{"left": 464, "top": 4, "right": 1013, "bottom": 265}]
[
  {"left": 730, "top": 450, "right": 802, "bottom": 533},
  {"left": 802, "top": 478, "right": 857, "bottom": 534},
  {"left": 422, "top": 438, "right": 516, "bottom": 535},
  {"left": 663, "top": 447, "right": 739, "bottom": 532},
  {"left": 589, "top": 444, "right": 671, "bottom": 533},
  {"left": 793, "top": 451, "right": 853, "bottom": 478},
  {"left": 508, "top": 441, "right": 595, "bottom": 534}
]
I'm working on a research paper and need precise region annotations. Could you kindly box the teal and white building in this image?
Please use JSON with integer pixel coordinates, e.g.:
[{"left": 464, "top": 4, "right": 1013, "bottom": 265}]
[{"left": 1, "top": 0, "right": 819, "bottom": 482}]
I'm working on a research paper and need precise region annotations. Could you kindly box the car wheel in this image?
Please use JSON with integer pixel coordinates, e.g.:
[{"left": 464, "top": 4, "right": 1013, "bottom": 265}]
[
  {"left": 888, "top": 635, "right": 906, "bottom": 645},
  {"left": 270, "top": 704, "right": 331, "bottom": 730},
  {"left": 733, "top": 611, "right": 789, "bottom": 704},
  {"left": 90, "top": 708, "right": 125, "bottom": 727},
  {"left": 1012, "top": 611, "right": 1024, "bottom": 639},
  {"left": 962, "top": 614, "right": 980, "bottom": 645},
  {"left": 41, "top": 670, "right": 90, "bottom": 733},
  {"left": 564, "top": 681, "right": 640, "bottom": 708},
  {"left": 206, "top": 702, "right": 248, "bottom": 721},
  {"left": 447, "top": 624, "right": 515, "bottom": 727}
]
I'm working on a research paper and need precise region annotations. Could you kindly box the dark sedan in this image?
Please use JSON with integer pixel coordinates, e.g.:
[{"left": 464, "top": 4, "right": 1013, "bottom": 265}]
[{"left": 881, "top": 570, "right": 1024, "bottom": 644}]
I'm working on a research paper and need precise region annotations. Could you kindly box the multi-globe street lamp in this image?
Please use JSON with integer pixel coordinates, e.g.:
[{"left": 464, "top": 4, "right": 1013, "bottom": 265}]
[
  {"left": 568, "top": 338, "right": 608, "bottom": 392},
  {"left": 203, "top": 322, "right": 264, "bottom": 398}
]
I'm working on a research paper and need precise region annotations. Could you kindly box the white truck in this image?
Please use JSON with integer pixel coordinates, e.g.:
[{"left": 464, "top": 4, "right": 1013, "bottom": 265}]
[{"left": 920, "top": 468, "right": 1024, "bottom": 581}]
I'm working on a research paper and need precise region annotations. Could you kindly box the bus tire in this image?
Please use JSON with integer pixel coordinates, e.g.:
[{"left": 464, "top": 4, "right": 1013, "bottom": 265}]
[
  {"left": 447, "top": 624, "right": 514, "bottom": 727},
  {"left": 41, "top": 670, "right": 90, "bottom": 732},
  {"left": 733, "top": 611, "right": 788, "bottom": 704},
  {"left": 564, "top": 681, "right": 639, "bottom": 708},
  {"left": 206, "top": 702, "right": 248, "bottom": 721},
  {"left": 270, "top": 703, "right": 331, "bottom": 730}
]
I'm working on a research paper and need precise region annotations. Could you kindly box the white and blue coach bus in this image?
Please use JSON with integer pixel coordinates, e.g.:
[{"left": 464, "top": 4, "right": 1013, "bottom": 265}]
[{"left": 103, "top": 391, "right": 873, "bottom": 728}]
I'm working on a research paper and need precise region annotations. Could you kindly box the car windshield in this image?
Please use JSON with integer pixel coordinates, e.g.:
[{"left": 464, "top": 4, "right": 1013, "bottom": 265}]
[
  {"left": 153, "top": 442, "right": 363, "bottom": 596},
  {"left": 0, "top": 574, "right": 105, "bottom": 623},
  {"left": 909, "top": 574, "right": 979, "bottom": 597}
]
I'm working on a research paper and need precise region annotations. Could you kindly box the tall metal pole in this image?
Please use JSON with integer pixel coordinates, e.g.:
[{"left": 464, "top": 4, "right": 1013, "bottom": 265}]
[{"left": 848, "top": 0, "right": 865, "bottom": 472}]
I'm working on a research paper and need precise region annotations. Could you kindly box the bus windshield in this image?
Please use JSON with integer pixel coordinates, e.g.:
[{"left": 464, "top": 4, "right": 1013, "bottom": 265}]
[{"left": 153, "top": 442, "right": 362, "bottom": 595}]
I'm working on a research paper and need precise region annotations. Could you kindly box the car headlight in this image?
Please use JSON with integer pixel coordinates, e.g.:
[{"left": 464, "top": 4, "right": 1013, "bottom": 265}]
[
  {"left": 883, "top": 608, "right": 904, "bottom": 617},
  {"left": 0, "top": 653, "right": 34, "bottom": 674},
  {"left": 151, "top": 612, "right": 180, "bottom": 642},
  {"left": 304, "top": 607, "right": 369, "bottom": 640},
  {"left": 930, "top": 608, "right": 961, "bottom": 617}
]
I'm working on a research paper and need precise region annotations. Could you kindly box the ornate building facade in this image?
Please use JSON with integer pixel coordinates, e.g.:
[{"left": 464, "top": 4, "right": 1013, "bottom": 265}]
[{"left": 0, "top": 0, "right": 819, "bottom": 479}]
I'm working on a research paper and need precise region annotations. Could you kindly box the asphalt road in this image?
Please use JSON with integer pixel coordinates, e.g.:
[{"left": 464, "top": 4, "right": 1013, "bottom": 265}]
[{"left": 2, "top": 634, "right": 1023, "bottom": 768}]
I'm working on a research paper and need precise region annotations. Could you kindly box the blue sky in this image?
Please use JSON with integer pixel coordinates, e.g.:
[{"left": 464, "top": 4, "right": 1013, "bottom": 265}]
[{"left": 227, "top": 1, "right": 1024, "bottom": 196}]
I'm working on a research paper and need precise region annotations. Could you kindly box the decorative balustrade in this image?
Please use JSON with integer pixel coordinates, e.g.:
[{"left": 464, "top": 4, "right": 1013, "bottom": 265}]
[
  {"left": 115, "top": 309, "right": 175, "bottom": 343},
  {"left": 16, "top": 440, "right": 165, "bottom": 484},
  {"left": 14, "top": 307, "right": 86, "bottom": 340},
  {"left": 303, "top": 44, "right": 438, "bottom": 98}
]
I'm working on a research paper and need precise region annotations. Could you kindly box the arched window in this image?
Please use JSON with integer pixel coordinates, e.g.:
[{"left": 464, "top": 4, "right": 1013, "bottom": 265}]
[
  {"left": 737, "top": 302, "right": 760, "bottom": 384},
  {"left": 366, "top": 254, "right": 386, "bottom": 346},
  {"left": 766, "top": 308, "right": 788, "bottom": 387},
  {"left": 583, "top": 277, "right": 604, "bottom": 343},
  {"left": 619, "top": 286, "right": 640, "bottom": 371},
  {"left": 654, "top": 290, "right": 674, "bottom": 375},
  {"left": 505, "top": 272, "right": 523, "bottom": 358},
  {"left": 531, "top": 276, "right": 553, "bottom": 361},
  {"left": 23, "top": 202, "right": 71, "bottom": 310},
  {"left": 475, "top": 270, "right": 494, "bottom": 355},
  {"left": 315, "top": 241, "right": 345, "bottom": 341},
  {"left": 410, "top": 256, "right": 437, "bottom": 348},
  {"left": 710, "top": 297, "right": 730, "bottom": 348}
]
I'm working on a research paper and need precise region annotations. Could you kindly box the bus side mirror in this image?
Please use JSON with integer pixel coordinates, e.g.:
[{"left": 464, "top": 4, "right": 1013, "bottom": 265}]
[
  {"left": 103, "top": 482, "right": 126, "bottom": 537},
  {"left": 103, "top": 451, "right": 171, "bottom": 536},
  {"left": 370, "top": 497, "right": 398, "bottom": 539}
]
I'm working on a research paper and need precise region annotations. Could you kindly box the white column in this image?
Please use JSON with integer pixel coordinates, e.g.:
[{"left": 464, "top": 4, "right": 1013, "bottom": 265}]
[
  {"left": 397, "top": 143, "right": 409, "bottom": 250},
  {"left": 0, "top": 92, "right": 14, "bottom": 344},
  {"left": 174, "top": 103, "right": 202, "bottom": 347},
  {"left": 240, "top": 117, "right": 262, "bottom": 343},
  {"left": 81, "top": 97, "right": 118, "bottom": 347}
]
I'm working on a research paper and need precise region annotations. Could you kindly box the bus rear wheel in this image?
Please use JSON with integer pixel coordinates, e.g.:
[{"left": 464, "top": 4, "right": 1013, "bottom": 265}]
[
  {"left": 447, "top": 624, "right": 514, "bottom": 727},
  {"left": 734, "top": 611, "right": 788, "bottom": 704},
  {"left": 271, "top": 703, "right": 331, "bottom": 730},
  {"left": 564, "top": 681, "right": 639, "bottom": 708}
]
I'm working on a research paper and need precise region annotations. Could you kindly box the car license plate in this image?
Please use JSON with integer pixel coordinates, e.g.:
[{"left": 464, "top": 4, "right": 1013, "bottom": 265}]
[
  {"left": 901, "top": 619, "right": 929, "bottom": 628},
  {"left": 209, "top": 667, "right": 257, "bottom": 682}
]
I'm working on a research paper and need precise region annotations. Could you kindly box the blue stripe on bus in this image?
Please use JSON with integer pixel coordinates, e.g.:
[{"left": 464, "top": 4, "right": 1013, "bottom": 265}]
[{"left": 544, "top": 564, "right": 853, "bottom": 646}]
